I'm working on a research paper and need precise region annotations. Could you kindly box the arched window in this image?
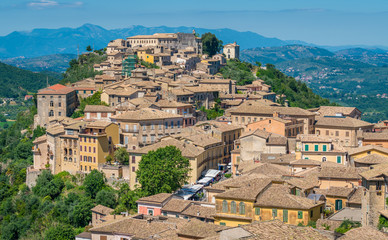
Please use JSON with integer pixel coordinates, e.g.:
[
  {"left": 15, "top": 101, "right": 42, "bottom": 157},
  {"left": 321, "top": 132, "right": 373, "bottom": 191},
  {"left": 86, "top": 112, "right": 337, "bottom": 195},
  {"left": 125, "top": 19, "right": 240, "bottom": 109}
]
[
  {"left": 50, "top": 101, "right": 54, "bottom": 107},
  {"left": 49, "top": 110, "right": 54, "bottom": 117},
  {"left": 222, "top": 200, "right": 228, "bottom": 213},
  {"left": 69, "top": 157, "right": 72, "bottom": 162},
  {"left": 64, "top": 157, "right": 67, "bottom": 161},
  {"left": 231, "top": 201, "right": 237, "bottom": 214},
  {"left": 69, "top": 149, "right": 72, "bottom": 155},
  {"left": 239, "top": 202, "right": 245, "bottom": 215},
  {"left": 64, "top": 148, "right": 67, "bottom": 155}
]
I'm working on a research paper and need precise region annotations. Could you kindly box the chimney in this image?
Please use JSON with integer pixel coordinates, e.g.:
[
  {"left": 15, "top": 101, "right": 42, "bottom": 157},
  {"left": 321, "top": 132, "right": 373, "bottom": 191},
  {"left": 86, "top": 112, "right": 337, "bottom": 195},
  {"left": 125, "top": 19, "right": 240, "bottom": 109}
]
[{"left": 273, "top": 112, "right": 279, "bottom": 118}]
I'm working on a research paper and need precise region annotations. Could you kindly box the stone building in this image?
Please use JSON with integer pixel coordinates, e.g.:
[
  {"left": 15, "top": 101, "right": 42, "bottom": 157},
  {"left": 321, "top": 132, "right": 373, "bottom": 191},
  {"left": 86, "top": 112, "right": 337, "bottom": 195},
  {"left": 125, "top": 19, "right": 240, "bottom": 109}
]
[
  {"left": 223, "top": 42, "right": 240, "bottom": 60},
  {"left": 35, "top": 84, "right": 77, "bottom": 127}
]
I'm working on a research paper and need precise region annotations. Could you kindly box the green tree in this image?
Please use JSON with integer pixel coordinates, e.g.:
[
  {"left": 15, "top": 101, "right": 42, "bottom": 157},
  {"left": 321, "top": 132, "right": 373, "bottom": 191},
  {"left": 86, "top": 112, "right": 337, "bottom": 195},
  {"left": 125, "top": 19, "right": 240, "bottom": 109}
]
[
  {"left": 86, "top": 45, "right": 92, "bottom": 52},
  {"left": 335, "top": 219, "right": 361, "bottom": 233},
  {"left": 44, "top": 224, "right": 75, "bottom": 240},
  {"left": 136, "top": 146, "right": 190, "bottom": 195},
  {"left": 201, "top": 32, "right": 223, "bottom": 57},
  {"left": 96, "top": 189, "right": 117, "bottom": 208},
  {"left": 68, "top": 197, "right": 94, "bottom": 227},
  {"left": 114, "top": 147, "right": 129, "bottom": 165},
  {"left": 33, "top": 170, "right": 64, "bottom": 199},
  {"left": 83, "top": 170, "right": 105, "bottom": 198},
  {"left": 71, "top": 91, "right": 108, "bottom": 118}
]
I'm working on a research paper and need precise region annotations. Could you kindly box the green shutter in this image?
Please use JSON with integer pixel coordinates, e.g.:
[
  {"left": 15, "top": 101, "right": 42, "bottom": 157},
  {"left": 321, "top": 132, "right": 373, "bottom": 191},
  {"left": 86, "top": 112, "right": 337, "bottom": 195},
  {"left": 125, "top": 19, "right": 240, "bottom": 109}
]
[
  {"left": 337, "top": 156, "right": 341, "bottom": 164},
  {"left": 272, "top": 209, "right": 277, "bottom": 217},
  {"left": 220, "top": 222, "right": 226, "bottom": 226},
  {"left": 298, "top": 211, "right": 303, "bottom": 219},
  {"left": 231, "top": 201, "right": 236, "bottom": 214},
  {"left": 335, "top": 200, "right": 343, "bottom": 210},
  {"left": 283, "top": 209, "right": 288, "bottom": 222},
  {"left": 295, "top": 189, "right": 300, "bottom": 196},
  {"left": 239, "top": 202, "right": 245, "bottom": 215},
  {"left": 255, "top": 207, "right": 260, "bottom": 215},
  {"left": 323, "top": 145, "right": 327, "bottom": 152},
  {"left": 315, "top": 145, "right": 319, "bottom": 151},
  {"left": 305, "top": 145, "right": 309, "bottom": 151},
  {"left": 222, "top": 200, "right": 228, "bottom": 213}
]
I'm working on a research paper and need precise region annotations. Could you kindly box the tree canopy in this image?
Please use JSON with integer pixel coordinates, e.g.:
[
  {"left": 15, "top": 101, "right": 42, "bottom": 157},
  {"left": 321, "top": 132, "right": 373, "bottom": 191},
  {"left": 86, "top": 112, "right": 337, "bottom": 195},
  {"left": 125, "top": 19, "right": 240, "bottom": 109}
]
[
  {"left": 114, "top": 148, "right": 129, "bottom": 165},
  {"left": 136, "top": 146, "right": 190, "bottom": 195},
  {"left": 83, "top": 170, "right": 105, "bottom": 199},
  {"left": 201, "top": 32, "right": 223, "bottom": 57}
]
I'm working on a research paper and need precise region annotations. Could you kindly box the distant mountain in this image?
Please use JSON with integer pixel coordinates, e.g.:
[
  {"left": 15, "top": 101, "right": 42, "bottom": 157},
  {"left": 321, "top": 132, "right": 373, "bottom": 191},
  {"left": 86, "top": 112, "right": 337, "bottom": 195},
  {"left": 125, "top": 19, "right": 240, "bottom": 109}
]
[
  {"left": 0, "top": 24, "right": 306, "bottom": 59},
  {"left": 1, "top": 54, "right": 76, "bottom": 72},
  {"left": 240, "top": 45, "right": 334, "bottom": 65},
  {"left": 0, "top": 62, "right": 59, "bottom": 98},
  {"left": 334, "top": 48, "right": 388, "bottom": 66}
]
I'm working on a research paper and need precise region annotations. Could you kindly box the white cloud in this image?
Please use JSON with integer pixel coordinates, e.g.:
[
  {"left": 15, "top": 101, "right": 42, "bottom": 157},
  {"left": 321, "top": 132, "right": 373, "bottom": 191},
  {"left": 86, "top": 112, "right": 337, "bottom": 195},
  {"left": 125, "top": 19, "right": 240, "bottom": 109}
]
[{"left": 28, "top": 0, "right": 83, "bottom": 9}]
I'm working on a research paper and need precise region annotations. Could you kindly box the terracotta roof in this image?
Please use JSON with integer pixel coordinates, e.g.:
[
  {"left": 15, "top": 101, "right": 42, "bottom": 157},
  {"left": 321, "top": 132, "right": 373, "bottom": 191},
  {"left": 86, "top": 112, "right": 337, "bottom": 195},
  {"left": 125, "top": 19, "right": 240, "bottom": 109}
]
[
  {"left": 91, "top": 205, "right": 114, "bottom": 215},
  {"left": 348, "top": 187, "right": 364, "bottom": 205},
  {"left": 348, "top": 145, "right": 388, "bottom": 156},
  {"left": 181, "top": 204, "right": 216, "bottom": 220},
  {"left": 338, "top": 226, "right": 388, "bottom": 240},
  {"left": 314, "top": 187, "right": 355, "bottom": 198},
  {"left": 111, "top": 108, "right": 182, "bottom": 121},
  {"left": 33, "top": 135, "right": 47, "bottom": 144},
  {"left": 132, "top": 138, "right": 204, "bottom": 158},
  {"left": 137, "top": 193, "right": 172, "bottom": 204},
  {"left": 359, "top": 163, "right": 388, "bottom": 180},
  {"left": 315, "top": 116, "right": 373, "bottom": 128},
  {"left": 286, "top": 177, "right": 319, "bottom": 190},
  {"left": 318, "top": 166, "right": 361, "bottom": 180},
  {"left": 290, "top": 159, "right": 322, "bottom": 166},
  {"left": 103, "top": 87, "right": 140, "bottom": 96},
  {"left": 255, "top": 184, "right": 324, "bottom": 210},
  {"left": 86, "top": 121, "right": 112, "bottom": 129},
  {"left": 243, "top": 163, "right": 290, "bottom": 176},
  {"left": 177, "top": 218, "right": 228, "bottom": 239},
  {"left": 215, "top": 178, "right": 274, "bottom": 201},
  {"left": 259, "top": 153, "right": 296, "bottom": 165},
  {"left": 239, "top": 220, "right": 331, "bottom": 240},
  {"left": 317, "top": 106, "right": 360, "bottom": 116},
  {"left": 46, "top": 124, "right": 65, "bottom": 135},
  {"left": 38, "top": 84, "right": 75, "bottom": 95},
  {"left": 296, "top": 134, "right": 333, "bottom": 143},
  {"left": 155, "top": 99, "right": 192, "bottom": 108},
  {"left": 204, "top": 174, "right": 270, "bottom": 192},
  {"left": 353, "top": 154, "right": 388, "bottom": 165},
  {"left": 362, "top": 131, "right": 388, "bottom": 140},
  {"left": 161, "top": 199, "right": 192, "bottom": 213},
  {"left": 229, "top": 102, "right": 315, "bottom": 117},
  {"left": 84, "top": 105, "right": 115, "bottom": 113}
]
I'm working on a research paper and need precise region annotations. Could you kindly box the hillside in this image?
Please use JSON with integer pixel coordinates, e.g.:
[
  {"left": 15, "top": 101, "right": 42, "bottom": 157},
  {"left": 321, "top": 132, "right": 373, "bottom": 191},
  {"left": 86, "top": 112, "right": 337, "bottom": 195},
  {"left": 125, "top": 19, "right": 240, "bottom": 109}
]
[
  {"left": 0, "top": 62, "right": 60, "bottom": 98},
  {"left": 334, "top": 48, "right": 388, "bottom": 66},
  {"left": 2, "top": 54, "right": 77, "bottom": 72},
  {"left": 241, "top": 45, "right": 334, "bottom": 65},
  {"left": 0, "top": 24, "right": 306, "bottom": 58}
]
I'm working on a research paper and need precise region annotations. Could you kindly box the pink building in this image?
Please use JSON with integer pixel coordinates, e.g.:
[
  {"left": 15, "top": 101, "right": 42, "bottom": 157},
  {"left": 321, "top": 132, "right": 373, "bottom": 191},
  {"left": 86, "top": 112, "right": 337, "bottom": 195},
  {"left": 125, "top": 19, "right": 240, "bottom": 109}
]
[{"left": 136, "top": 193, "right": 172, "bottom": 216}]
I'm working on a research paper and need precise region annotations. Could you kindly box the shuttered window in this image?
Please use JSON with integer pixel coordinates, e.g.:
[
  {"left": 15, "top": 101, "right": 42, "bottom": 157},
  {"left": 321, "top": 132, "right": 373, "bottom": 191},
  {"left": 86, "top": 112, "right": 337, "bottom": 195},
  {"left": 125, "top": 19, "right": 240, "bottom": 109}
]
[
  {"left": 239, "top": 202, "right": 245, "bottom": 215},
  {"left": 283, "top": 210, "right": 288, "bottom": 222},
  {"left": 255, "top": 207, "right": 260, "bottom": 215},
  {"left": 222, "top": 200, "right": 228, "bottom": 213},
  {"left": 231, "top": 201, "right": 236, "bottom": 214},
  {"left": 298, "top": 211, "right": 303, "bottom": 219}
]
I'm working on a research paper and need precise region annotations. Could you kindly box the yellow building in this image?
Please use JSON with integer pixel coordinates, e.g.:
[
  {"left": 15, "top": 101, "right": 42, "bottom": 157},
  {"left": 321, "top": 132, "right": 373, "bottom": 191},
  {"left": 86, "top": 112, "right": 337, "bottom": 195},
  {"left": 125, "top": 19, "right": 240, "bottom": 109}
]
[
  {"left": 315, "top": 187, "right": 357, "bottom": 212},
  {"left": 137, "top": 48, "right": 155, "bottom": 64},
  {"left": 79, "top": 121, "right": 119, "bottom": 173},
  {"left": 348, "top": 145, "right": 388, "bottom": 161},
  {"left": 318, "top": 166, "right": 361, "bottom": 189},
  {"left": 295, "top": 134, "right": 347, "bottom": 165},
  {"left": 213, "top": 180, "right": 324, "bottom": 227}
]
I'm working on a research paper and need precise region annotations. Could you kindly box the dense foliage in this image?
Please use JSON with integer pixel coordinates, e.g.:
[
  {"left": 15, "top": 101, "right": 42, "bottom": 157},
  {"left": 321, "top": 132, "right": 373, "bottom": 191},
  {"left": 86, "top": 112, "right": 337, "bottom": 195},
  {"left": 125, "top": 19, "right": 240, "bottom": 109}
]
[
  {"left": 219, "top": 59, "right": 256, "bottom": 85},
  {"left": 71, "top": 91, "right": 108, "bottom": 118},
  {"left": 60, "top": 53, "right": 106, "bottom": 85},
  {"left": 136, "top": 146, "right": 191, "bottom": 195},
  {"left": 334, "top": 219, "right": 361, "bottom": 234},
  {"left": 200, "top": 99, "right": 224, "bottom": 120},
  {"left": 114, "top": 148, "right": 129, "bottom": 165},
  {"left": 257, "top": 63, "right": 336, "bottom": 108},
  {"left": 201, "top": 32, "right": 223, "bottom": 57},
  {"left": 0, "top": 62, "right": 59, "bottom": 98}
]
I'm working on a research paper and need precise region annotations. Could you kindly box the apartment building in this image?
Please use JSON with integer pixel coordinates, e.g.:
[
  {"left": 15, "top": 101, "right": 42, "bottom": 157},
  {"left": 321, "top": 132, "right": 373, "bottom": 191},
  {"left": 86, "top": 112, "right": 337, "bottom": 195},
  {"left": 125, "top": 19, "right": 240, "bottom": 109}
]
[
  {"left": 110, "top": 108, "right": 184, "bottom": 149},
  {"left": 78, "top": 121, "right": 119, "bottom": 172},
  {"left": 36, "top": 84, "right": 77, "bottom": 127}
]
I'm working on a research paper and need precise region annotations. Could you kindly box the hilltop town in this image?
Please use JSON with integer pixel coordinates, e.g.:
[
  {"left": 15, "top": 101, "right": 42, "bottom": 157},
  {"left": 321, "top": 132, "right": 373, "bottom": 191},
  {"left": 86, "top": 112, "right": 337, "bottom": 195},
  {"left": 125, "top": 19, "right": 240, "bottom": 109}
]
[{"left": 15, "top": 31, "right": 388, "bottom": 239}]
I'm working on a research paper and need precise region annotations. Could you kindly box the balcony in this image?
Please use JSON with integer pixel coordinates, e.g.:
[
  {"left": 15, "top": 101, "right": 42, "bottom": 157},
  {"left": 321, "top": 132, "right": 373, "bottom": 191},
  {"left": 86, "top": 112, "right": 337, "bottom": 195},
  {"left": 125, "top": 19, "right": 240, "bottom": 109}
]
[{"left": 121, "top": 128, "right": 139, "bottom": 133}]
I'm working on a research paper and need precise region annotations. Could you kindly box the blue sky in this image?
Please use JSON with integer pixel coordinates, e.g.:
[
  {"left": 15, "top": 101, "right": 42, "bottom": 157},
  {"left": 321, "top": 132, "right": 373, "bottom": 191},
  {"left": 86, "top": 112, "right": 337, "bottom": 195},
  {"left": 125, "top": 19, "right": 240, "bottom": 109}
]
[{"left": 1, "top": 0, "right": 388, "bottom": 46}]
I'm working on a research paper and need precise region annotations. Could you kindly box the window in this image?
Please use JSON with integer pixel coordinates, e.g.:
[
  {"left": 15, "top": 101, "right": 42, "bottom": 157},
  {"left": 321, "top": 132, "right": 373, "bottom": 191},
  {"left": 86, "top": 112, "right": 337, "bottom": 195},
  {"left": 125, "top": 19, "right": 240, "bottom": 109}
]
[
  {"left": 50, "top": 101, "right": 54, "bottom": 107},
  {"left": 283, "top": 209, "right": 288, "bottom": 222},
  {"left": 132, "top": 156, "right": 136, "bottom": 164},
  {"left": 346, "top": 131, "right": 350, "bottom": 137},
  {"left": 148, "top": 209, "right": 154, "bottom": 216},
  {"left": 231, "top": 201, "right": 236, "bottom": 214},
  {"left": 93, "top": 147, "right": 96, "bottom": 153},
  {"left": 132, "top": 167, "right": 135, "bottom": 172},
  {"left": 222, "top": 200, "right": 228, "bottom": 213},
  {"left": 298, "top": 211, "right": 303, "bottom": 219},
  {"left": 304, "top": 145, "right": 309, "bottom": 151},
  {"left": 171, "top": 121, "right": 174, "bottom": 129},
  {"left": 165, "top": 122, "right": 168, "bottom": 129},
  {"left": 323, "top": 145, "right": 327, "bottom": 152},
  {"left": 163, "top": 212, "right": 167, "bottom": 216},
  {"left": 58, "top": 112, "right": 61, "bottom": 116},
  {"left": 49, "top": 110, "right": 54, "bottom": 117},
  {"left": 326, "top": 130, "right": 329, "bottom": 135},
  {"left": 143, "top": 124, "right": 146, "bottom": 131},
  {"left": 272, "top": 209, "right": 277, "bottom": 217},
  {"left": 376, "top": 181, "right": 382, "bottom": 191},
  {"left": 151, "top": 124, "right": 154, "bottom": 130},
  {"left": 220, "top": 222, "right": 226, "bottom": 226},
  {"left": 310, "top": 210, "right": 313, "bottom": 218},
  {"left": 142, "top": 136, "right": 146, "bottom": 143},
  {"left": 314, "top": 145, "right": 319, "bottom": 151},
  {"left": 177, "top": 121, "right": 180, "bottom": 128},
  {"left": 337, "top": 156, "right": 341, "bottom": 164},
  {"left": 255, "top": 207, "right": 260, "bottom": 215},
  {"left": 335, "top": 131, "right": 339, "bottom": 137},
  {"left": 239, "top": 202, "right": 245, "bottom": 215}
]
